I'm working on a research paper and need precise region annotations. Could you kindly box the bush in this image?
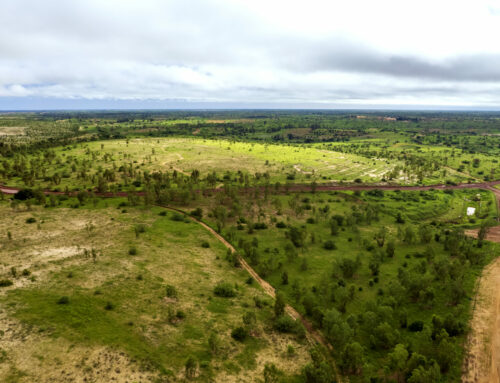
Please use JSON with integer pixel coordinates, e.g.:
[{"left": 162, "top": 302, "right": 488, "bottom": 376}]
[
  {"left": 190, "top": 208, "right": 203, "bottom": 219},
  {"left": 14, "top": 189, "right": 34, "bottom": 200},
  {"left": 0, "top": 279, "right": 13, "bottom": 287},
  {"left": 104, "top": 302, "right": 114, "bottom": 310},
  {"left": 176, "top": 310, "right": 186, "bottom": 319},
  {"left": 231, "top": 326, "right": 248, "bottom": 341},
  {"left": 128, "top": 246, "right": 138, "bottom": 255},
  {"left": 201, "top": 241, "right": 210, "bottom": 248},
  {"left": 213, "top": 282, "right": 236, "bottom": 297},
  {"left": 158, "top": 211, "right": 167, "bottom": 216},
  {"left": 323, "top": 240, "right": 337, "bottom": 250},
  {"left": 166, "top": 284, "right": 178, "bottom": 298},
  {"left": 408, "top": 320, "right": 424, "bottom": 332},
  {"left": 274, "top": 315, "right": 298, "bottom": 333},
  {"left": 171, "top": 213, "right": 185, "bottom": 222},
  {"left": 276, "top": 221, "right": 287, "bottom": 228},
  {"left": 253, "top": 222, "right": 268, "bottom": 230},
  {"left": 26, "top": 217, "right": 36, "bottom": 224},
  {"left": 57, "top": 296, "right": 69, "bottom": 305}
]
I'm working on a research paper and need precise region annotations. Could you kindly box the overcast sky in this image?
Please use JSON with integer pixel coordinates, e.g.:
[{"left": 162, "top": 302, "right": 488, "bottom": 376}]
[{"left": 2, "top": 0, "right": 500, "bottom": 110}]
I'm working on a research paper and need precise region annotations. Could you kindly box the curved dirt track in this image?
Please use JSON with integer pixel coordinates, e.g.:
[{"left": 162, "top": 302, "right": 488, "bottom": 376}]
[{"left": 161, "top": 205, "right": 341, "bottom": 378}]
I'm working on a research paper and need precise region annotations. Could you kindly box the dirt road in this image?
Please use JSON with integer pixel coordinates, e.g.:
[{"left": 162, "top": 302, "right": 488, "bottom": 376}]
[
  {"left": 2, "top": 180, "right": 500, "bottom": 196},
  {"left": 161, "top": 207, "right": 335, "bottom": 343},
  {"left": 463, "top": 184, "right": 500, "bottom": 382},
  {"left": 463, "top": 259, "right": 500, "bottom": 383}
]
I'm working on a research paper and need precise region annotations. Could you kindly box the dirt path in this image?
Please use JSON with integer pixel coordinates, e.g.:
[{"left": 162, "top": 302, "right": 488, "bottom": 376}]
[
  {"left": 161, "top": 206, "right": 332, "bottom": 349},
  {"left": 463, "top": 185, "right": 500, "bottom": 382},
  {"left": 463, "top": 258, "right": 500, "bottom": 383}
]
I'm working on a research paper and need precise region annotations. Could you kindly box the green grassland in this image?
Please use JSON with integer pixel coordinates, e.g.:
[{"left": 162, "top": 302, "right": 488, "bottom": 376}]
[
  {"left": 1, "top": 137, "right": 403, "bottom": 191},
  {"left": 0, "top": 198, "right": 311, "bottom": 382}
]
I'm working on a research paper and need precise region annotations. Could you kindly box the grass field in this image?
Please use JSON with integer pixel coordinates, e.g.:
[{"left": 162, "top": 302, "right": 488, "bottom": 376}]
[
  {"left": 2, "top": 137, "right": 404, "bottom": 190},
  {"left": 0, "top": 199, "right": 311, "bottom": 383}
]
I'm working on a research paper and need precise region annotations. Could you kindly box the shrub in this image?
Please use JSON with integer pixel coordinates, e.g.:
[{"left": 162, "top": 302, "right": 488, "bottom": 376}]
[
  {"left": 14, "top": 189, "right": 34, "bottom": 200},
  {"left": 0, "top": 279, "right": 13, "bottom": 287},
  {"left": 408, "top": 320, "right": 424, "bottom": 332},
  {"left": 253, "top": 222, "right": 268, "bottom": 230},
  {"left": 104, "top": 302, "right": 114, "bottom": 310},
  {"left": 190, "top": 208, "right": 203, "bottom": 219},
  {"left": 276, "top": 221, "right": 287, "bottom": 228},
  {"left": 323, "top": 240, "right": 336, "bottom": 250},
  {"left": 57, "top": 296, "right": 69, "bottom": 305},
  {"left": 201, "top": 241, "right": 210, "bottom": 248},
  {"left": 166, "top": 285, "right": 178, "bottom": 299},
  {"left": 213, "top": 282, "right": 236, "bottom": 297},
  {"left": 176, "top": 310, "right": 186, "bottom": 319},
  {"left": 171, "top": 213, "right": 185, "bottom": 222},
  {"left": 274, "top": 315, "right": 297, "bottom": 333},
  {"left": 26, "top": 217, "right": 36, "bottom": 224},
  {"left": 158, "top": 211, "right": 167, "bottom": 216},
  {"left": 128, "top": 246, "right": 138, "bottom": 255},
  {"left": 231, "top": 326, "right": 248, "bottom": 341}
]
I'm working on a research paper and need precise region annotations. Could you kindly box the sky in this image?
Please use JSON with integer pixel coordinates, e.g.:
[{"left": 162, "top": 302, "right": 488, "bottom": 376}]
[{"left": 1, "top": 0, "right": 500, "bottom": 110}]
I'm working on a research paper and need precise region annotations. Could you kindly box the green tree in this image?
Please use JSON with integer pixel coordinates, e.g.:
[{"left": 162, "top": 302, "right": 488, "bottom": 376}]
[
  {"left": 388, "top": 344, "right": 408, "bottom": 382},
  {"left": 341, "top": 342, "right": 364, "bottom": 375},
  {"left": 274, "top": 293, "right": 286, "bottom": 317}
]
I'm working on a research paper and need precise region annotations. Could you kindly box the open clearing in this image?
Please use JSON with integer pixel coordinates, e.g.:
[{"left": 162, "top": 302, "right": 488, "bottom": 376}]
[{"left": 0, "top": 201, "right": 311, "bottom": 382}]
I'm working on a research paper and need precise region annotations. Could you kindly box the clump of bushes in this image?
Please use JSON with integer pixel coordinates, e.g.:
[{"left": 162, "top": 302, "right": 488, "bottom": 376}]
[
  {"left": 231, "top": 326, "right": 248, "bottom": 341},
  {"left": 253, "top": 222, "right": 268, "bottom": 230},
  {"left": 171, "top": 213, "right": 185, "bottom": 222},
  {"left": 166, "top": 284, "right": 178, "bottom": 299},
  {"left": 213, "top": 282, "right": 236, "bottom": 297},
  {"left": 0, "top": 279, "right": 13, "bottom": 287},
  {"left": 323, "top": 240, "right": 337, "bottom": 250},
  {"left": 57, "top": 296, "right": 69, "bottom": 305}
]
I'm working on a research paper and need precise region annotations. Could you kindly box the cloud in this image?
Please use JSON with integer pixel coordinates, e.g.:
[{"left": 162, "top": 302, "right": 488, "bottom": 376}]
[{"left": 1, "top": 0, "right": 500, "bottom": 108}]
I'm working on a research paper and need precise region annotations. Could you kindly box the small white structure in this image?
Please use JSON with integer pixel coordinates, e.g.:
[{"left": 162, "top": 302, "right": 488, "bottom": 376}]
[{"left": 466, "top": 207, "right": 476, "bottom": 216}]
